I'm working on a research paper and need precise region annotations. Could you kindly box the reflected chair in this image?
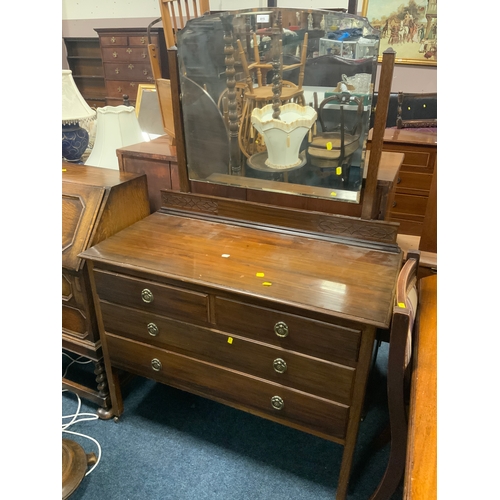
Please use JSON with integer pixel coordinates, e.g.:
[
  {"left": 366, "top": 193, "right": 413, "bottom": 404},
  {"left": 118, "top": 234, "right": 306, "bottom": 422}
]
[
  {"left": 307, "top": 93, "right": 364, "bottom": 186},
  {"left": 159, "top": 0, "right": 210, "bottom": 48},
  {"left": 369, "top": 250, "right": 421, "bottom": 500},
  {"left": 236, "top": 32, "right": 309, "bottom": 158},
  {"left": 396, "top": 91, "right": 437, "bottom": 129}
]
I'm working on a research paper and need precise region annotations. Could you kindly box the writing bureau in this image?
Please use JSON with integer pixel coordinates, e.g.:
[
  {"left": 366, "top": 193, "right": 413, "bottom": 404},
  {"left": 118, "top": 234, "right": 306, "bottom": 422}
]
[
  {"left": 62, "top": 163, "right": 150, "bottom": 417},
  {"left": 81, "top": 190, "right": 402, "bottom": 499}
]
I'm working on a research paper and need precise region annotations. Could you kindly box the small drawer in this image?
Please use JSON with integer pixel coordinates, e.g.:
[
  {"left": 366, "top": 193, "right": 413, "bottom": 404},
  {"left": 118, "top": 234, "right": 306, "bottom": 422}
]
[
  {"left": 93, "top": 270, "right": 210, "bottom": 325},
  {"left": 100, "top": 302, "right": 356, "bottom": 404},
  {"left": 106, "top": 333, "right": 350, "bottom": 440},
  {"left": 105, "top": 80, "right": 140, "bottom": 100},
  {"left": 391, "top": 193, "right": 429, "bottom": 217},
  {"left": 215, "top": 297, "right": 361, "bottom": 366},
  {"left": 99, "top": 35, "right": 128, "bottom": 46},
  {"left": 128, "top": 35, "right": 152, "bottom": 46},
  {"left": 396, "top": 171, "right": 433, "bottom": 194},
  {"left": 401, "top": 150, "right": 432, "bottom": 169}
]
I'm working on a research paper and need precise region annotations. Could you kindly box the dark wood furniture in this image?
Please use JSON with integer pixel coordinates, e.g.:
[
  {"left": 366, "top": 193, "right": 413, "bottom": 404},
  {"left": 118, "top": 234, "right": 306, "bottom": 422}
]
[
  {"left": 367, "top": 128, "right": 437, "bottom": 236},
  {"left": 62, "top": 163, "right": 150, "bottom": 418},
  {"left": 116, "top": 135, "right": 178, "bottom": 213},
  {"left": 396, "top": 92, "right": 437, "bottom": 129},
  {"left": 404, "top": 273, "right": 437, "bottom": 499},
  {"left": 370, "top": 251, "right": 420, "bottom": 500},
  {"left": 81, "top": 189, "right": 403, "bottom": 500},
  {"left": 116, "top": 134, "right": 403, "bottom": 219},
  {"left": 94, "top": 27, "right": 168, "bottom": 106},
  {"left": 64, "top": 37, "right": 106, "bottom": 108}
]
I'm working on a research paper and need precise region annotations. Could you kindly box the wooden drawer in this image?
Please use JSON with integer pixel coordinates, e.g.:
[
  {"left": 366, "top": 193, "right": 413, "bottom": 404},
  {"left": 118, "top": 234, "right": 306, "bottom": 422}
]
[
  {"left": 101, "top": 47, "right": 152, "bottom": 63},
  {"left": 400, "top": 150, "right": 432, "bottom": 169},
  {"left": 99, "top": 35, "right": 128, "bottom": 46},
  {"left": 215, "top": 297, "right": 361, "bottom": 367},
  {"left": 103, "top": 62, "right": 153, "bottom": 82},
  {"left": 391, "top": 193, "right": 429, "bottom": 217},
  {"left": 93, "top": 270, "right": 210, "bottom": 326},
  {"left": 129, "top": 35, "right": 158, "bottom": 46},
  {"left": 100, "top": 302, "right": 356, "bottom": 404},
  {"left": 105, "top": 80, "right": 141, "bottom": 100},
  {"left": 396, "top": 171, "right": 433, "bottom": 195},
  {"left": 106, "top": 332, "right": 350, "bottom": 440}
]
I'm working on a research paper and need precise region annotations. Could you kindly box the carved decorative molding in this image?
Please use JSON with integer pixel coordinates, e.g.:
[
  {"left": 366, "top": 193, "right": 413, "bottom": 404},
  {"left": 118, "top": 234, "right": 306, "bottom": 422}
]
[
  {"left": 162, "top": 192, "right": 219, "bottom": 214},
  {"left": 317, "top": 218, "right": 398, "bottom": 243}
]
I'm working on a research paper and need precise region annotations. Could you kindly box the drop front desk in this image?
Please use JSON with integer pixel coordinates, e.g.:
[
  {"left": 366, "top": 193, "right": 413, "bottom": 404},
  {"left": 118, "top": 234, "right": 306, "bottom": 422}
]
[{"left": 81, "top": 190, "right": 402, "bottom": 499}]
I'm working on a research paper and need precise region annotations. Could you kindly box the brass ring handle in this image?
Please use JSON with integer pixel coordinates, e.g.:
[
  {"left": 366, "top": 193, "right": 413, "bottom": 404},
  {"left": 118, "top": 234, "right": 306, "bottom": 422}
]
[
  {"left": 147, "top": 322, "right": 159, "bottom": 336},
  {"left": 151, "top": 358, "right": 162, "bottom": 371},
  {"left": 274, "top": 321, "right": 289, "bottom": 338},
  {"left": 273, "top": 358, "right": 287, "bottom": 374},
  {"left": 271, "top": 396, "right": 284, "bottom": 410},
  {"left": 141, "top": 289, "right": 154, "bottom": 303}
]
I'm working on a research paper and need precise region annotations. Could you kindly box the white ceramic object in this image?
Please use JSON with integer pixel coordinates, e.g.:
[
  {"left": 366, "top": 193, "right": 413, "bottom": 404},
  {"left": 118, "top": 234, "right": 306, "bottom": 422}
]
[{"left": 251, "top": 103, "right": 317, "bottom": 169}]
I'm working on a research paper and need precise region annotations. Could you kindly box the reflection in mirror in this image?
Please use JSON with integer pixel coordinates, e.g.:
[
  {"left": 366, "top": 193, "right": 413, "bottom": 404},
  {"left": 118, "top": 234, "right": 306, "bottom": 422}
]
[{"left": 176, "top": 8, "right": 380, "bottom": 203}]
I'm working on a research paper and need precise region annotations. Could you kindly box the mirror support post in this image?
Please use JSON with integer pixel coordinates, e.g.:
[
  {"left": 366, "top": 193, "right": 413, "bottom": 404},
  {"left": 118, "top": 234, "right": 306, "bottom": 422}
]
[
  {"left": 167, "top": 48, "right": 191, "bottom": 193},
  {"left": 361, "top": 48, "right": 396, "bottom": 219}
]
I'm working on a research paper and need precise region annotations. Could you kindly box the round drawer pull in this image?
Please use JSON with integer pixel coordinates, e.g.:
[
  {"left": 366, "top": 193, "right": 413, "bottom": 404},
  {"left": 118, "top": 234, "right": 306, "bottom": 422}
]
[
  {"left": 392, "top": 201, "right": 397, "bottom": 208},
  {"left": 273, "top": 358, "right": 287, "bottom": 374},
  {"left": 147, "top": 322, "right": 159, "bottom": 336},
  {"left": 271, "top": 396, "right": 284, "bottom": 410},
  {"left": 141, "top": 289, "right": 154, "bottom": 303},
  {"left": 274, "top": 321, "right": 289, "bottom": 338},
  {"left": 397, "top": 177, "right": 401, "bottom": 184},
  {"left": 151, "top": 358, "right": 162, "bottom": 371}
]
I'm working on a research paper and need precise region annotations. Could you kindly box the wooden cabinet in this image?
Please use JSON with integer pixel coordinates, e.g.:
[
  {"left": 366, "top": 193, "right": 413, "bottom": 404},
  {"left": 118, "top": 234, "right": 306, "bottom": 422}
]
[
  {"left": 64, "top": 37, "right": 106, "bottom": 108},
  {"left": 368, "top": 128, "right": 437, "bottom": 236},
  {"left": 62, "top": 163, "right": 150, "bottom": 417},
  {"left": 95, "top": 28, "right": 168, "bottom": 106},
  {"left": 81, "top": 190, "right": 402, "bottom": 499},
  {"left": 117, "top": 135, "right": 179, "bottom": 213}
]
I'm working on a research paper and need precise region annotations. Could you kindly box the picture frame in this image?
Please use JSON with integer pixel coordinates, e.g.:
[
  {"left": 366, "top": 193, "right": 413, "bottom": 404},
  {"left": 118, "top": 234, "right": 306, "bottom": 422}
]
[
  {"left": 361, "top": 0, "right": 437, "bottom": 66},
  {"left": 135, "top": 84, "right": 165, "bottom": 138}
]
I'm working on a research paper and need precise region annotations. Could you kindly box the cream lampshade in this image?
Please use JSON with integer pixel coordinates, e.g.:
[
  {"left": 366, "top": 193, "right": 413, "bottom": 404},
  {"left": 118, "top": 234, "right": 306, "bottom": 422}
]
[
  {"left": 62, "top": 70, "right": 96, "bottom": 162},
  {"left": 85, "top": 105, "right": 145, "bottom": 170}
]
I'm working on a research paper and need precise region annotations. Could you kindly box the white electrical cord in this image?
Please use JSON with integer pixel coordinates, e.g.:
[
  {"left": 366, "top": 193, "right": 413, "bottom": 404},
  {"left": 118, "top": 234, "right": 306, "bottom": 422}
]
[{"left": 62, "top": 353, "right": 103, "bottom": 476}]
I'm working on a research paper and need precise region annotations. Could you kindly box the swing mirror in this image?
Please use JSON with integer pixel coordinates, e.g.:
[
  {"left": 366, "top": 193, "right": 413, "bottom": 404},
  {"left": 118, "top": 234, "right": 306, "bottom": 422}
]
[{"left": 176, "top": 7, "right": 380, "bottom": 204}]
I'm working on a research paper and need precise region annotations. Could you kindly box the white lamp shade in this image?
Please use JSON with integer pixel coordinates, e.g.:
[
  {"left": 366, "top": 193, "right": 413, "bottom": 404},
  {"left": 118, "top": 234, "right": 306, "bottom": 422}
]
[
  {"left": 85, "top": 105, "right": 145, "bottom": 170},
  {"left": 62, "top": 70, "right": 96, "bottom": 124}
]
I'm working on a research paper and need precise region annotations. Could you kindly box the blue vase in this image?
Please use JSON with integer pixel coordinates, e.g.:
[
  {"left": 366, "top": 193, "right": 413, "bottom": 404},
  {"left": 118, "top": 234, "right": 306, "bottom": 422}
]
[{"left": 62, "top": 123, "right": 89, "bottom": 162}]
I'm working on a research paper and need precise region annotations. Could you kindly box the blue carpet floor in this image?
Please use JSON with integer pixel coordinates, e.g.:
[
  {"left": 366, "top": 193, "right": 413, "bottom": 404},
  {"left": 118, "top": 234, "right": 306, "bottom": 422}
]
[{"left": 62, "top": 342, "right": 402, "bottom": 500}]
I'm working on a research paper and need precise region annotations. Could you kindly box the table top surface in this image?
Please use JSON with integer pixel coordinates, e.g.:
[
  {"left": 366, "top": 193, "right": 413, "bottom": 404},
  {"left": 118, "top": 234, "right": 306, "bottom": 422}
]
[{"left": 82, "top": 211, "right": 402, "bottom": 327}]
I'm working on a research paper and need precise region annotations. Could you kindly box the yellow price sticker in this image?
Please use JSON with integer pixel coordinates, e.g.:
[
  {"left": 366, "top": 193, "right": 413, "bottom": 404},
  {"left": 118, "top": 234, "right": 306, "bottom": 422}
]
[
  {"left": 256, "top": 272, "right": 265, "bottom": 277},
  {"left": 397, "top": 302, "right": 406, "bottom": 308},
  {"left": 262, "top": 282, "right": 272, "bottom": 286},
  {"left": 227, "top": 337, "right": 233, "bottom": 344},
  {"left": 330, "top": 192, "right": 337, "bottom": 197},
  {"left": 326, "top": 142, "right": 333, "bottom": 150},
  {"left": 336, "top": 167, "right": 342, "bottom": 175}
]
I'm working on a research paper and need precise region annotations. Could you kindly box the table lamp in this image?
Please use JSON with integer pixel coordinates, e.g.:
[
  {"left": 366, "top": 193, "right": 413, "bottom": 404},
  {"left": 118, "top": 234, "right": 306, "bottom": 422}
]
[
  {"left": 85, "top": 105, "right": 145, "bottom": 170},
  {"left": 62, "top": 70, "right": 96, "bottom": 162}
]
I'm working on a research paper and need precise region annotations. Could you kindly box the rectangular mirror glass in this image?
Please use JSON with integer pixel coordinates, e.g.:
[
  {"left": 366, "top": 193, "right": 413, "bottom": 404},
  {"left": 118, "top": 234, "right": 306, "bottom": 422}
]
[{"left": 176, "top": 8, "right": 380, "bottom": 203}]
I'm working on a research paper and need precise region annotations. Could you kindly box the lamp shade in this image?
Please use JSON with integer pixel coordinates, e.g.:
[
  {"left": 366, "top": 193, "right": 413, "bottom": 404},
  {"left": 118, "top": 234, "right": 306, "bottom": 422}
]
[
  {"left": 62, "top": 70, "right": 96, "bottom": 125},
  {"left": 85, "top": 105, "right": 145, "bottom": 170}
]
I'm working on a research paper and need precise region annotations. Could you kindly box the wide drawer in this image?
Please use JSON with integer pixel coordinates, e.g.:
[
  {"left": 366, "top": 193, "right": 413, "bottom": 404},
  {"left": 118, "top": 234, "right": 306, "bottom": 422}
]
[
  {"left": 93, "top": 270, "right": 210, "bottom": 325},
  {"left": 105, "top": 81, "right": 141, "bottom": 100},
  {"left": 103, "top": 62, "right": 153, "bottom": 81},
  {"left": 100, "top": 302, "right": 355, "bottom": 404},
  {"left": 99, "top": 35, "right": 128, "bottom": 46},
  {"left": 129, "top": 35, "right": 158, "bottom": 46},
  {"left": 106, "top": 332, "right": 350, "bottom": 440},
  {"left": 101, "top": 47, "right": 151, "bottom": 63},
  {"left": 215, "top": 297, "right": 361, "bottom": 367}
]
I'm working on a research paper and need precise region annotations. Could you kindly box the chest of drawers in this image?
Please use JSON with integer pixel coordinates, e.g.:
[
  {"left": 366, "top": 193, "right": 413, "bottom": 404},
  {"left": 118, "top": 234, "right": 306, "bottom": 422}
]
[
  {"left": 368, "top": 128, "right": 437, "bottom": 236},
  {"left": 95, "top": 28, "right": 168, "bottom": 106},
  {"left": 62, "top": 163, "right": 150, "bottom": 417},
  {"left": 81, "top": 191, "right": 402, "bottom": 499}
]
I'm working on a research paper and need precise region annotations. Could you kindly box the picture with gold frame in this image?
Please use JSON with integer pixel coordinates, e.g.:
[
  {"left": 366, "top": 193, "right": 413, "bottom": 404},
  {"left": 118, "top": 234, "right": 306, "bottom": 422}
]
[
  {"left": 135, "top": 84, "right": 165, "bottom": 138},
  {"left": 361, "top": 0, "right": 437, "bottom": 66}
]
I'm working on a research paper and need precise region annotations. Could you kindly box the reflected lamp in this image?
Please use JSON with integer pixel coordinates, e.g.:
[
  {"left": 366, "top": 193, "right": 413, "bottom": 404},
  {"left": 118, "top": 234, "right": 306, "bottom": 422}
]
[{"left": 62, "top": 70, "right": 96, "bottom": 162}]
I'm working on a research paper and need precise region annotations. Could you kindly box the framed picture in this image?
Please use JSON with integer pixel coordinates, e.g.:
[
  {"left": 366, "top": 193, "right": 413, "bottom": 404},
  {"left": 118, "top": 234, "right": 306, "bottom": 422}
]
[
  {"left": 135, "top": 84, "right": 165, "bottom": 138},
  {"left": 361, "top": 0, "right": 437, "bottom": 66}
]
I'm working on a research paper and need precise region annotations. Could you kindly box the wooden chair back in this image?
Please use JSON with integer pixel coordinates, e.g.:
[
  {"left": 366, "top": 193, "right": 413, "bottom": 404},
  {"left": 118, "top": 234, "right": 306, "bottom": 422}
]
[
  {"left": 159, "top": 0, "right": 210, "bottom": 48},
  {"left": 147, "top": 44, "right": 176, "bottom": 141},
  {"left": 396, "top": 92, "right": 437, "bottom": 129},
  {"left": 369, "top": 250, "right": 421, "bottom": 500}
]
